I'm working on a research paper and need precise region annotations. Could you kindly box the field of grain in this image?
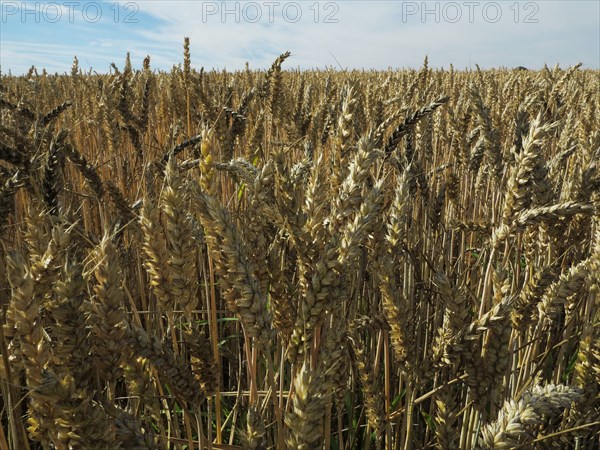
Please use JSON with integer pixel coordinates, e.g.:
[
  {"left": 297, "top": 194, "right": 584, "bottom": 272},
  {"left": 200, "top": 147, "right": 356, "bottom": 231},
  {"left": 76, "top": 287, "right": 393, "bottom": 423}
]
[{"left": 0, "top": 42, "right": 599, "bottom": 449}]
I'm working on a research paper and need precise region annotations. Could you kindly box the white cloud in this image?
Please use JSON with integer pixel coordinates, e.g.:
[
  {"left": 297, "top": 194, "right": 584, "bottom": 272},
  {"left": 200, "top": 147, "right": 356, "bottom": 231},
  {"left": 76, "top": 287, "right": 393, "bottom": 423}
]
[
  {"left": 1, "top": 0, "right": 598, "bottom": 73},
  {"left": 128, "top": 0, "right": 599, "bottom": 70}
]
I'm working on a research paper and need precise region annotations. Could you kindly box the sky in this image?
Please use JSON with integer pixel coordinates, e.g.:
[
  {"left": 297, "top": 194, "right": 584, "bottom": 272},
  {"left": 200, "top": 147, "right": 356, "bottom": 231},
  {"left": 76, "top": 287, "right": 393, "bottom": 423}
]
[{"left": 1, "top": 0, "right": 599, "bottom": 74}]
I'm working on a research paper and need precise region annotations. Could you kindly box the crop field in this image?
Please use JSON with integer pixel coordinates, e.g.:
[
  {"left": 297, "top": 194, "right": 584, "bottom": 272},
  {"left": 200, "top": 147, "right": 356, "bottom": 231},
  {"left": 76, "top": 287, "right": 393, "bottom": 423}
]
[{"left": 0, "top": 43, "right": 598, "bottom": 449}]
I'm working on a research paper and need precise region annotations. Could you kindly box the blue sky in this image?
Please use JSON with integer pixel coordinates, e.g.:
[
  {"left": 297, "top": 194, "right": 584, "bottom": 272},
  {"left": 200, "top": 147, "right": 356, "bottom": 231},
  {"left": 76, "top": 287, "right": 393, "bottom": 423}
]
[{"left": 1, "top": 1, "right": 598, "bottom": 74}]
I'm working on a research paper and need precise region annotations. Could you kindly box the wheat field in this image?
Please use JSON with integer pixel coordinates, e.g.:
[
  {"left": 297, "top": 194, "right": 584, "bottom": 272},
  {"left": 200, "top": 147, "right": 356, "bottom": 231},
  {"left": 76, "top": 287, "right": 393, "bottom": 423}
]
[{"left": 0, "top": 42, "right": 599, "bottom": 449}]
